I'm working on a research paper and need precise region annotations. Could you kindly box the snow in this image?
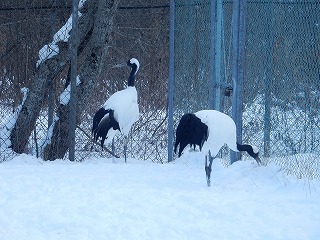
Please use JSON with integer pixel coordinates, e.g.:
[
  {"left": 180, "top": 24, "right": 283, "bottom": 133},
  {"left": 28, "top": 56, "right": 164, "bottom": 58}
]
[
  {"left": 242, "top": 94, "right": 320, "bottom": 156},
  {"left": 37, "top": 44, "right": 60, "bottom": 67},
  {"left": 78, "top": 0, "right": 87, "bottom": 9},
  {"left": 0, "top": 153, "right": 319, "bottom": 240},
  {"left": 59, "top": 76, "right": 81, "bottom": 105},
  {"left": 0, "top": 87, "right": 29, "bottom": 150},
  {"left": 36, "top": 0, "right": 86, "bottom": 67},
  {"left": 38, "top": 115, "right": 59, "bottom": 156},
  {"left": 36, "top": 16, "right": 72, "bottom": 67}
]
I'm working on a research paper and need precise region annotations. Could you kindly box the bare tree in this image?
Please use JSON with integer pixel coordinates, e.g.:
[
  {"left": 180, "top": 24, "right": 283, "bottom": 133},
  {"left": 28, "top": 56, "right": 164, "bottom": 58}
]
[{"left": 10, "top": 0, "right": 121, "bottom": 159}]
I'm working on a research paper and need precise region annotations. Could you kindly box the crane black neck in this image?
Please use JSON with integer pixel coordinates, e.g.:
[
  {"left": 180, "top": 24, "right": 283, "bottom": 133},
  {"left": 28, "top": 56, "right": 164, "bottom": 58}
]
[{"left": 127, "top": 65, "right": 138, "bottom": 87}]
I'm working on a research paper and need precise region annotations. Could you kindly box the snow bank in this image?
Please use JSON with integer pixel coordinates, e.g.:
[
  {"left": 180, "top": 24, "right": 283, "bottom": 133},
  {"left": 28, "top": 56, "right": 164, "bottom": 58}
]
[{"left": 0, "top": 153, "right": 319, "bottom": 240}]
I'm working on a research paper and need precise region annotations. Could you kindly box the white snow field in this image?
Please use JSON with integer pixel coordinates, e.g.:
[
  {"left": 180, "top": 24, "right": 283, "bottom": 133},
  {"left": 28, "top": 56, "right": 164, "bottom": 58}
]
[{"left": 0, "top": 153, "right": 319, "bottom": 240}]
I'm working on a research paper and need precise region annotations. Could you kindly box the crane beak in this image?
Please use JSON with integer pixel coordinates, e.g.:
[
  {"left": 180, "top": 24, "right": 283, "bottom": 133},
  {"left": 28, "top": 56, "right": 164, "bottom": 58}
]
[{"left": 111, "top": 62, "right": 127, "bottom": 68}]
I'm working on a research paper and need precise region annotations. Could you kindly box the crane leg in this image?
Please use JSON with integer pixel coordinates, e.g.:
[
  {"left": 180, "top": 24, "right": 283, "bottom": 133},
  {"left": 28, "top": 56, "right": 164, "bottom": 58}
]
[
  {"left": 205, "top": 150, "right": 214, "bottom": 187},
  {"left": 124, "top": 136, "right": 129, "bottom": 163},
  {"left": 112, "top": 138, "right": 115, "bottom": 163}
]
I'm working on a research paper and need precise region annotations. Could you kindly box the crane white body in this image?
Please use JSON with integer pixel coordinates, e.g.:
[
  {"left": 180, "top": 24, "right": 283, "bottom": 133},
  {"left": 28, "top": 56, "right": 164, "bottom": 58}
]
[
  {"left": 194, "top": 110, "right": 238, "bottom": 156},
  {"left": 102, "top": 86, "right": 139, "bottom": 143}
]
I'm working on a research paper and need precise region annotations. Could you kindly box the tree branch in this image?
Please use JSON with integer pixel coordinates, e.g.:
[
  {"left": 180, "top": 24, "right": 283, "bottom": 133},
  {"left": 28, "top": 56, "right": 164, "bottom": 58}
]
[{"left": 76, "top": 125, "right": 120, "bottom": 158}]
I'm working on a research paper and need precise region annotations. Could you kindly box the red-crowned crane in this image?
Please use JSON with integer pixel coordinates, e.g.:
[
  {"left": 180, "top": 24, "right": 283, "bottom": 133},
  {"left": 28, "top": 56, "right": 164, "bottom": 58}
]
[
  {"left": 92, "top": 58, "right": 140, "bottom": 160},
  {"left": 174, "top": 110, "right": 261, "bottom": 165}
]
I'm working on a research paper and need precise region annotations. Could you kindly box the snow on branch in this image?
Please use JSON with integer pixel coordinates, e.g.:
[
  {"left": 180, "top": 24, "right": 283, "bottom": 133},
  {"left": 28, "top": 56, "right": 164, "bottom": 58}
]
[
  {"left": 0, "top": 87, "right": 29, "bottom": 150},
  {"left": 59, "top": 76, "right": 81, "bottom": 105},
  {"left": 36, "top": 0, "right": 87, "bottom": 67}
]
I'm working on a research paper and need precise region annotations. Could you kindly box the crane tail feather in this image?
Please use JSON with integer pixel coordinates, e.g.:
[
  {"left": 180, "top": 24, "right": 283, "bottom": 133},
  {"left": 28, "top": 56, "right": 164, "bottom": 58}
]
[
  {"left": 92, "top": 108, "right": 120, "bottom": 148},
  {"left": 175, "top": 113, "right": 208, "bottom": 157}
]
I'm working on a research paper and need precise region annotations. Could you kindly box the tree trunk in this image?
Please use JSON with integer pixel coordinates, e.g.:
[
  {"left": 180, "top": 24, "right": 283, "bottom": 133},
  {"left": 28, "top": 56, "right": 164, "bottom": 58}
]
[
  {"left": 10, "top": 0, "right": 119, "bottom": 157},
  {"left": 10, "top": 43, "right": 69, "bottom": 153},
  {"left": 43, "top": 0, "right": 120, "bottom": 160}
]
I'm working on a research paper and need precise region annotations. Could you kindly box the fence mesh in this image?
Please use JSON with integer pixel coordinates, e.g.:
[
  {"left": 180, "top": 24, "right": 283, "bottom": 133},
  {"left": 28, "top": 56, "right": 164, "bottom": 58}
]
[
  {"left": 174, "top": 0, "right": 212, "bottom": 114},
  {"left": 172, "top": 0, "right": 320, "bottom": 178},
  {"left": 242, "top": 0, "right": 320, "bottom": 178},
  {"left": 0, "top": 0, "right": 170, "bottom": 163},
  {"left": 0, "top": 0, "right": 319, "bottom": 179}
]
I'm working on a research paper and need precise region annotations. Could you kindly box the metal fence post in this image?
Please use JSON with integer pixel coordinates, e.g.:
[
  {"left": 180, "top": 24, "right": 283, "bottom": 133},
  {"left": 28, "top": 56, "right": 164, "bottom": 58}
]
[
  {"left": 230, "top": 0, "right": 239, "bottom": 164},
  {"left": 167, "top": 0, "right": 175, "bottom": 162},
  {"left": 215, "top": 0, "right": 223, "bottom": 111},
  {"left": 48, "top": 0, "right": 56, "bottom": 129},
  {"left": 263, "top": 1, "right": 275, "bottom": 158},
  {"left": 210, "top": 0, "right": 223, "bottom": 111},
  {"left": 69, "top": 0, "right": 79, "bottom": 161},
  {"left": 231, "top": 0, "right": 246, "bottom": 164},
  {"left": 237, "top": 0, "right": 246, "bottom": 151},
  {"left": 209, "top": 0, "right": 216, "bottom": 110}
]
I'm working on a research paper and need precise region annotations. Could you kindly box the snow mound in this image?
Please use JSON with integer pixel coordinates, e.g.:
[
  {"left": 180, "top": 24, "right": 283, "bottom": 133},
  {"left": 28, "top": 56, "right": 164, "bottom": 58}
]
[{"left": 1, "top": 153, "right": 319, "bottom": 240}]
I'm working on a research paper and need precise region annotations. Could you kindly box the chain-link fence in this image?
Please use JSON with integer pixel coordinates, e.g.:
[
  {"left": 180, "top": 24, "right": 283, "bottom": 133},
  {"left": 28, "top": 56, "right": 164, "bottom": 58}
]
[
  {"left": 242, "top": 0, "right": 320, "bottom": 178},
  {"left": 171, "top": 0, "right": 320, "bottom": 178},
  {"left": 1, "top": 0, "right": 320, "bottom": 178},
  {"left": 0, "top": 0, "right": 170, "bottom": 163}
]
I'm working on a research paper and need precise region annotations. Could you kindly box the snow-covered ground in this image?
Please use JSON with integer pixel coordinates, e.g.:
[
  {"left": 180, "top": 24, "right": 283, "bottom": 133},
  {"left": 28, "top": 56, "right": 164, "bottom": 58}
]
[{"left": 0, "top": 153, "right": 319, "bottom": 240}]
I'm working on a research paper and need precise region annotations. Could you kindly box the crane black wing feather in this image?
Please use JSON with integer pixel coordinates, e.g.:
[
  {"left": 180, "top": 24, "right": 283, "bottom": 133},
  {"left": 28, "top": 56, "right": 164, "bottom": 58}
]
[
  {"left": 92, "top": 108, "right": 120, "bottom": 148},
  {"left": 174, "top": 113, "right": 208, "bottom": 157}
]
